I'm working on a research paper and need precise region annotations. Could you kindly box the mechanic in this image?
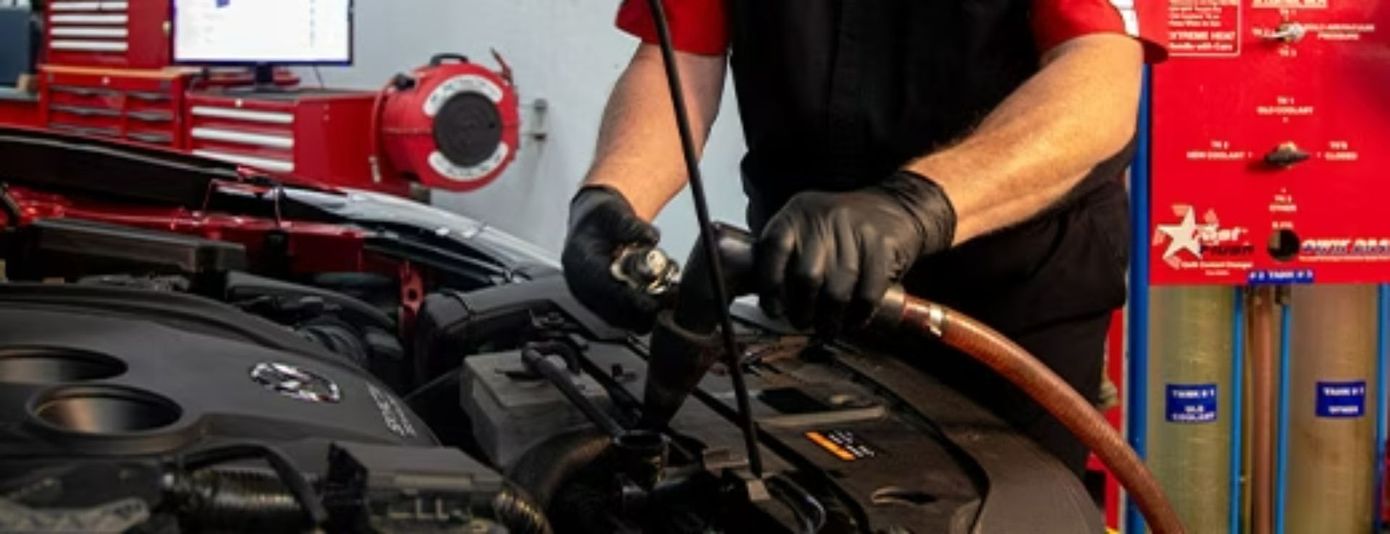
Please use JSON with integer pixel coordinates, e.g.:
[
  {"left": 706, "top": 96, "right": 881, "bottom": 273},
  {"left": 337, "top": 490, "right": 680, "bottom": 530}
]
[{"left": 563, "top": 0, "right": 1166, "bottom": 476}]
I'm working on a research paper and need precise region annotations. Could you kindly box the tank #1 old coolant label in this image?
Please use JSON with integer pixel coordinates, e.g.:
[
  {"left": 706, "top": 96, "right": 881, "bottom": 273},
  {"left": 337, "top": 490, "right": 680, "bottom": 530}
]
[{"left": 1167, "top": 383, "right": 1219, "bottom": 423}]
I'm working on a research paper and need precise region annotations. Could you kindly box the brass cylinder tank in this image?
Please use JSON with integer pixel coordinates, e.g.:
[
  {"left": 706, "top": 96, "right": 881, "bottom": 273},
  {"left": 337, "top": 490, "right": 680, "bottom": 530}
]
[
  {"left": 1147, "top": 286, "right": 1236, "bottom": 533},
  {"left": 1284, "top": 284, "right": 1378, "bottom": 534}
]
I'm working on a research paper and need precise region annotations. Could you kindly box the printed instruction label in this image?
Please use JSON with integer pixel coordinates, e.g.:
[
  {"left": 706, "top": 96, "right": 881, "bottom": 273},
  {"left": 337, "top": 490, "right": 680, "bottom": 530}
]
[
  {"left": 1316, "top": 381, "right": 1366, "bottom": 418},
  {"left": 805, "top": 430, "right": 881, "bottom": 462},
  {"left": 1168, "top": 0, "right": 1241, "bottom": 56},
  {"left": 1167, "top": 384, "right": 1219, "bottom": 423}
]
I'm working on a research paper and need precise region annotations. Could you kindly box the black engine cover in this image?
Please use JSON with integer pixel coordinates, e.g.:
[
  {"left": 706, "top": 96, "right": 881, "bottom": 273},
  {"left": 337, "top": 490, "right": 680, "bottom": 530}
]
[{"left": 0, "top": 283, "right": 434, "bottom": 466}]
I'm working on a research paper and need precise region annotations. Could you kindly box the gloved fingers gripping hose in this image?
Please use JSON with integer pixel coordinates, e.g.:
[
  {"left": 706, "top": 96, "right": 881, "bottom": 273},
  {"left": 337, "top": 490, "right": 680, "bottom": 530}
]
[
  {"left": 873, "top": 292, "right": 1186, "bottom": 534},
  {"left": 756, "top": 170, "right": 956, "bottom": 335},
  {"left": 562, "top": 186, "right": 668, "bottom": 333}
]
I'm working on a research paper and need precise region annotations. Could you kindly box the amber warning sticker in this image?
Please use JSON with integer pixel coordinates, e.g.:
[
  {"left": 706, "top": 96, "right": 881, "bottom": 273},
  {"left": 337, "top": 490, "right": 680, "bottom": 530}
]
[{"left": 805, "top": 430, "right": 881, "bottom": 462}]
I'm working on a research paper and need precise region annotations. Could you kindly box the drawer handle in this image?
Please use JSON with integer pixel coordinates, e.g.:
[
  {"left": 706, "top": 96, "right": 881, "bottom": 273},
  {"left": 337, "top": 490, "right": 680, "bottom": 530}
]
[
  {"left": 127, "top": 111, "right": 174, "bottom": 123},
  {"left": 49, "top": 85, "right": 113, "bottom": 98},
  {"left": 50, "top": 105, "right": 121, "bottom": 118},
  {"left": 128, "top": 132, "right": 173, "bottom": 144},
  {"left": 50, "top": 124, "right": 121, "bottom": 138},
  {"left": 127, "top": 92, "right": 171, "bottom": 102}
]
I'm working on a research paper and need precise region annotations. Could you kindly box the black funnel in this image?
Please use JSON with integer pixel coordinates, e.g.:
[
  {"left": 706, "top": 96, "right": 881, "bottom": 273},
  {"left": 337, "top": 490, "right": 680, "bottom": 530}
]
[{"left": 639, "top": 224, "right": 756, "bottom": 429}]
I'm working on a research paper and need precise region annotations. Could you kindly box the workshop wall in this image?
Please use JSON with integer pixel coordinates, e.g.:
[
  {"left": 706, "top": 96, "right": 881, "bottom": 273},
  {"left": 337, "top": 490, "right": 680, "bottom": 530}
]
[{"left": 310, "top": 0, "right": 749, "bottom": 257}]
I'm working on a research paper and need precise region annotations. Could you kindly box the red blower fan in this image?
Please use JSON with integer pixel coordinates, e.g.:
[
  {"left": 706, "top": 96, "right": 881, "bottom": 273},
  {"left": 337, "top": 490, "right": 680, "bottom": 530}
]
[{"left": 373, "top": 53, "right": 521, "bottom": 193}]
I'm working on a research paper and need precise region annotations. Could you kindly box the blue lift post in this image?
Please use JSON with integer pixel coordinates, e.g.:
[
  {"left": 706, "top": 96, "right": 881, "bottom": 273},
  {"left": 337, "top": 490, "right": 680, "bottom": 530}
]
[
  {"left": 1124, "top": 67, "right": 1153, "bottom": 534},
  {"left": 1375, "top": 285, "right": 1389, "bottom": 534},
  {"left": 1274, "top": 295, "right": 1292, "bottom": 534},
  {"left": 1229, "top": 288, "right": 1245, "bottom": 534}
]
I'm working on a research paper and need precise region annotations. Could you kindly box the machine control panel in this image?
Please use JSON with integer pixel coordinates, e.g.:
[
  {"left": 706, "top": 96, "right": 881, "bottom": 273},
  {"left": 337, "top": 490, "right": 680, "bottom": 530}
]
[{"left": 1150, "top": 0, "right": 1390, "bottom": 285}]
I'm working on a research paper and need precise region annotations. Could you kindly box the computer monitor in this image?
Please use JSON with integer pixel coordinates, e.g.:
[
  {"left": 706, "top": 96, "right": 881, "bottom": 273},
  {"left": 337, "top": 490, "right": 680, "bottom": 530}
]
[
  {"left": 173, "top": 0, "right": 353, "bottom": 85},
  {"left": 0, "top": 6, "right": 35, "bottom": 88}
]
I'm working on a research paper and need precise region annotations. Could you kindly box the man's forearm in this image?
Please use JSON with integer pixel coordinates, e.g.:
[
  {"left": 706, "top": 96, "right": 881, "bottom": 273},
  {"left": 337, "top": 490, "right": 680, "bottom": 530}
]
[
  {"left": 586, "top": 45, "right": 727, "bottom": 221},
  {"left": 906, "top": 34, "right": 1144, "bottom": 245}
]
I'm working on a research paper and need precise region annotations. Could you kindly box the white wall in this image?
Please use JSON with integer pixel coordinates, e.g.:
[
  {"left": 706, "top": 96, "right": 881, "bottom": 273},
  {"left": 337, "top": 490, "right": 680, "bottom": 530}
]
[{"left": 312, "top": 0, "right": 748, "bottom": 258}]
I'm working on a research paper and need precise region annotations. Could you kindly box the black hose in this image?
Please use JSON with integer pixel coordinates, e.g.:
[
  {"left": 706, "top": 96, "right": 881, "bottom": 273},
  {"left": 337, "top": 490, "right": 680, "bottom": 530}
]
[
  {"left": 402, "top": 365, "right": 462, "bottom": 407},
  {"left": 0, "top": 183, "right": 20, "bottom": 228},
  {"left": 173, "top": 456, "right": 555, "bottom": 534},
  {"left": 491, "top": 485, "right": 554, "bottom": 534},
  {"left": 506, "top": 429, "right": 613, "bottom": 509},
  {"left": 174, "top": 443, "right": 329, "bottom": 527},
  {"left": 642, "top": 0, "right": 764, "bottom": 477},
  {"left": 296, "top": 319, "right": 371, "bottom": 369},
  {"left": 522, "top": 347, "right": 625, "bottom": 437},
  {"left": 175, "top": 468, "right": 307, "bottom": 531},
  {"left": 766, "top": 475, "right": 827, "bottom": 534},
  {"left": 640, "top": 225, "right": 756, "bottom": 428}
]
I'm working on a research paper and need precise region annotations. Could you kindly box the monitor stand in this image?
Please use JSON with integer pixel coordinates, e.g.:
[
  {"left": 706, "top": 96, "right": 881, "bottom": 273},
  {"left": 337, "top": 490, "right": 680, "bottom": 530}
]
[{"left": 226, "top": 64, "right": 296, "bottom": 94}]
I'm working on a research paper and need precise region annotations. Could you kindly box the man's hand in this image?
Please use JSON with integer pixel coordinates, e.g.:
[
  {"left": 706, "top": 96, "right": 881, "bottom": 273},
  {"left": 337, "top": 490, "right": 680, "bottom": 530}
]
[
  {"left": 563, "top": 186, "right": 665, "bottom": 332},
  {"left": 756, "top": 171, "right": 957, "bottom": 335}
]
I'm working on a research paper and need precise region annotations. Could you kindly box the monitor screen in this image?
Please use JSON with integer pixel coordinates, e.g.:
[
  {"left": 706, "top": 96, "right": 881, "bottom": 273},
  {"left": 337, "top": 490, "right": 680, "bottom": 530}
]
[{"left": 173, "top": 0, "right": 353, "bottom": 64}]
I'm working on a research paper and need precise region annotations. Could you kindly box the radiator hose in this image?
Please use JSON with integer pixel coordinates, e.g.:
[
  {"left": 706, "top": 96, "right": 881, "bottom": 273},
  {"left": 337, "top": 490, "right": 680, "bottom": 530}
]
[
  {"left": 871, "top": 290, "right": 1184, "bottom": 534},
  {"left": 506, "top": 430, "right": 614, "bottom": 510},
  {"left": 629, "top": 224, "right": 1185, "bottom": 534}
]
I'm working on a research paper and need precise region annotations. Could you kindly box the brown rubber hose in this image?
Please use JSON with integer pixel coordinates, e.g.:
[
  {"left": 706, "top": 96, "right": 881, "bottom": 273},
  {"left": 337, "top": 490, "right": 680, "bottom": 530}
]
[
  {"left": 894, "top": 297, "right": 1186, "bottom": 534},
  {"left": 1248, "top": 286, "right": 1276, "bottom": 534}
]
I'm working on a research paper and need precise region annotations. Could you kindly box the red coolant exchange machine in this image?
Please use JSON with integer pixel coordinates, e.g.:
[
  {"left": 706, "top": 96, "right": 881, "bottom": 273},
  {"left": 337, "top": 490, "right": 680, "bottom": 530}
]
[{"left": 1129, "top": 0, "right": 1390, "bottom": 532}]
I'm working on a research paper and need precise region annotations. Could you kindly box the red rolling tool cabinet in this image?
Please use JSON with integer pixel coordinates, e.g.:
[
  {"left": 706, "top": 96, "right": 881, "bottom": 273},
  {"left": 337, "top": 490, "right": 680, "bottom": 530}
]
[
  {"left": 184, "top": 90, "right": 403, "bottom": 195},
  {"left": 1, "top": 2, "right": 513, "bottom": 197},
  {"left": 44, "top": 0, "right": 173, "bottom": 69},
  {"left": 0, "top": 96, "right": 40, "bottom": 129},
  {"left": 38, "top": 65, "right": 193, "bottom": 149}
]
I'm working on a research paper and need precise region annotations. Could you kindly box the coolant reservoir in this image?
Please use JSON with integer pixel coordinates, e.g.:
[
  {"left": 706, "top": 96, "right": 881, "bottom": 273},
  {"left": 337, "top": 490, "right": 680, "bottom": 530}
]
[{"left": 461, "top": 350, "right": 612, "bottom": 468}]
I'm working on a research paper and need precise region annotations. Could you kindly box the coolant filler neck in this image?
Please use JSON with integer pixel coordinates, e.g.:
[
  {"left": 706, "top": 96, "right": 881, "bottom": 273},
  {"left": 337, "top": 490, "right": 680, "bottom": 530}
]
[{"left": 611, "top": 245, "right": 681, "bottom": 296}]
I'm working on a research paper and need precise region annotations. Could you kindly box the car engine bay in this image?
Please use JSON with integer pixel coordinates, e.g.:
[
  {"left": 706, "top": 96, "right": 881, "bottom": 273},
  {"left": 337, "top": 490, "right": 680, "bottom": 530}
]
[{"left": 0, "top": 128, "right": 1102, "bottom": 533}]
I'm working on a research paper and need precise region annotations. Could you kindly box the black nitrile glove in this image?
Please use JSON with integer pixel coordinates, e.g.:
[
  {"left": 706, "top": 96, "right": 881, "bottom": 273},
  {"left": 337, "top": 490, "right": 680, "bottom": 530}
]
[
  {"left": 756, "top": 170, "right": 957, "bottom": 335},
  {"left": 562, "top": 186, "right": 664, "bottom": 333}
]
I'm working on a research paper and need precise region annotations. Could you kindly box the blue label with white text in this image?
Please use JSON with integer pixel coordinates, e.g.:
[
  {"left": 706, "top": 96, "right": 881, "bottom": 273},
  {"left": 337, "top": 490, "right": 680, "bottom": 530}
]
[
  {"left": 1316, "top": 381, "right": 1366, "bottom": 418},
  {"left": 1166, "top": 384, "right": 1218, "bottom": 423},
  {"left": 1247, "top": 269, "right": 1315, "bottom": 285}
]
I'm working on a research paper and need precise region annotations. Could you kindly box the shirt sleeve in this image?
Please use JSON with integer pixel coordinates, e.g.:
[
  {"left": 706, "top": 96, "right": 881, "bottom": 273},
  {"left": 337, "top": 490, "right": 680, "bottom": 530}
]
[
  {"left": 1032, "top": 0, "right": 1169, "bottom": 62},
  {"left": 615, "top": 0, "right": 730, "bottom": 56}
]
